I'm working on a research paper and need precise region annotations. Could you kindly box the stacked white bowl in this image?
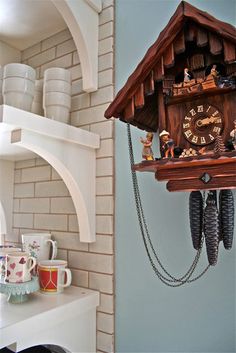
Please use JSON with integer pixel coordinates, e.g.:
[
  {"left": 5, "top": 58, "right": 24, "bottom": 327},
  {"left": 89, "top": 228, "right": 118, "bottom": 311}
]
[
  {"left": 43, "top": 67, "right": 71, "bottom": 124},
  {"left": 31, "top": 79, "right": 44, "bottom": 115},
  {"left": 0, "top": 67, "right": 3, "bottom": 105},
  {"left": 2, "top": 63, "right": 36, "bottom": 111}
]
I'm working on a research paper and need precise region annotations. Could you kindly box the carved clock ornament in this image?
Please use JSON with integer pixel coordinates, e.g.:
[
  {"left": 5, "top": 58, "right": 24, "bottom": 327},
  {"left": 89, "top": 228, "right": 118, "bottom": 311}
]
[{"left": 182, "top": 104, "right": 224, "bottom": 146}]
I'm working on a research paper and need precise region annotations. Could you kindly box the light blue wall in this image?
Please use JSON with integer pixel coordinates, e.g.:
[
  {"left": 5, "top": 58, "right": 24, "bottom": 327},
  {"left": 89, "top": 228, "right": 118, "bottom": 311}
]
[{"left": 115, "top": 1, "right": 236, "bottom": 352}]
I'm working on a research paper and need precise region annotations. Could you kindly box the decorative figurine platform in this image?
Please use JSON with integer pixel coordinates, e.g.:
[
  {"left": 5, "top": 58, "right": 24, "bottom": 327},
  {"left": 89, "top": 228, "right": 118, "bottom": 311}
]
[
  {"left": 0, "top": 276, "right": 39, "bottom": 303},
  {"left": 133, "top": 151, "right": 236, "bottom": 192}
]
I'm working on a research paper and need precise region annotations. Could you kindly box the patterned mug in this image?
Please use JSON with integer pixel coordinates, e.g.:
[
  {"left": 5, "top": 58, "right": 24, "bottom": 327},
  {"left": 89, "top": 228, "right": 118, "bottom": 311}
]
[
  {"left": 38, "top": 260, "right": 72, "bottom": 294},
  {"left": 0, "top": 246, "right": 21, "bottom": 276},
  {"left": 5, "top": 252, "right": 36, "bottom": 283},
  {"left": 21, "top": 233, "right": 57, "bottom": 263}
]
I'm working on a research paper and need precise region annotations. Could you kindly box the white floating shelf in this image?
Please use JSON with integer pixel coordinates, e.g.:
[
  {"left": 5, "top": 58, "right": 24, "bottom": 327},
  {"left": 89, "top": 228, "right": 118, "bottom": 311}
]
[{"left": 0, "top": 105, "right": 100, "bottom": 243}]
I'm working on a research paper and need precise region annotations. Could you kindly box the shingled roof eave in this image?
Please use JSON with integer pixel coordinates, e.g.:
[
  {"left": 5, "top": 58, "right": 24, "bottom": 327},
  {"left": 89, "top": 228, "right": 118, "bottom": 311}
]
[{"left": 104, "top": 0, "right": 236, "bottom": 120}]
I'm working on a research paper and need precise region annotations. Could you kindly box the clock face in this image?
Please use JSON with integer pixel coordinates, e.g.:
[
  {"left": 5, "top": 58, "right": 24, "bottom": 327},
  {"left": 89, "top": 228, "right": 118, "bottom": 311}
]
[{"left": 182, "top": 104, "right": 224, "bottom": 145}]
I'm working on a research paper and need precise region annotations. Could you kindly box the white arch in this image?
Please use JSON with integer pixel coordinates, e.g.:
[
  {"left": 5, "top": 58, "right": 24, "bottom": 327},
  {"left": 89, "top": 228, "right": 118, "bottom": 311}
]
[
  {"left": 52, "top": 0, "right": 102, "bottom": 92},
  {"left": 13, "top": 128, "right": 96, "bottom": 242}
]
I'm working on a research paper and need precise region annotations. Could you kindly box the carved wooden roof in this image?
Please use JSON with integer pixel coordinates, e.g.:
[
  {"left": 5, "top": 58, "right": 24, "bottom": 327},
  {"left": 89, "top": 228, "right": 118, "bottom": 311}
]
[{"left": 104, "top": 1, "right": 236, "bottom": 131}]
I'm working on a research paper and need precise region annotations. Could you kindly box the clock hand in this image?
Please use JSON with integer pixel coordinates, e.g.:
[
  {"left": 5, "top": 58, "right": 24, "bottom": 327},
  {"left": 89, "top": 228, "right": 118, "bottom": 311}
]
[{"left": 196, "top": 116, "right": 219, "bottom": 127}]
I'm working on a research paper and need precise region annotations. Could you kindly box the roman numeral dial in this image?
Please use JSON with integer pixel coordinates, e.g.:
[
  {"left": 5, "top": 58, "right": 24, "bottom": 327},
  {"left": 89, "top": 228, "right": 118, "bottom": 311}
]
[{"left": 182, "top": 104, "right": 223, "bottom": 146}]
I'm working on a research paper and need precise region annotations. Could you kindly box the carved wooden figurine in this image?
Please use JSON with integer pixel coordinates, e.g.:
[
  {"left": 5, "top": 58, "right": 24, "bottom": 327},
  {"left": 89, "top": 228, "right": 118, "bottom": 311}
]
[
  {"left": 210, "top": 64, "right": 219, "bottom": 78},
  {"left": 159, "top": 130, "right": 175, "bottom": 158},
  {"left": 184, "top": 68, "right": 191, "bottom": 82},
  {"left": 230, "top": 120, "right": 236, "bottom": 150},
  {"left": 140, "top": 132, "right": 154, "bottom": 160}
]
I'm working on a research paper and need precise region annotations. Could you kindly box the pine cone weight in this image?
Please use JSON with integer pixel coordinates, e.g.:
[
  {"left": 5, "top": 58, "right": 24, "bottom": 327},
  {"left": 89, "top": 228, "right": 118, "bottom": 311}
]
[
  {"left": 219, "top": 190, "right": 235, "bottom": 250},
  {"left": 189, "top": 191, "right": 203, "bottom": 250},
  {"left": 204, "top": 192, "right": 219, "bottom": 266}
]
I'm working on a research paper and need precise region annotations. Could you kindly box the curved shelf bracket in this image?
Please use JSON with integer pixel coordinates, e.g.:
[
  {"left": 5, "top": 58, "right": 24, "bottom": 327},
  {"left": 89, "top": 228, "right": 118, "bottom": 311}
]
[
  {"left": 0, "top": 105, "right": 100, "bottom": 243},
  {"left": 52, "top": 0, "right": 102, "bottom": 92}
]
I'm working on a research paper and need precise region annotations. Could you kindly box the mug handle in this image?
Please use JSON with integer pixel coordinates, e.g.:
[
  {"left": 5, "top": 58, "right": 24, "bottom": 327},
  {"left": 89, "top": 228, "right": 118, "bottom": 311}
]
[
  {"left": 46, "top": 239, "right": 58, "bottom": 260},
  {"left": 60, "top": 268, "right": 72, "bottom": 288},
  {"left": 27, "top": 257, "right": 37, "bottom": 272}
]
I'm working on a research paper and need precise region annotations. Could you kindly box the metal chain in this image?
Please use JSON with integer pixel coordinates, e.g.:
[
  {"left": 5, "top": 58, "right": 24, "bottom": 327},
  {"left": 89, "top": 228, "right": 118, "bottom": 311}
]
[{"left": 127, "top": 123, "right": 210, "bottom": 287}]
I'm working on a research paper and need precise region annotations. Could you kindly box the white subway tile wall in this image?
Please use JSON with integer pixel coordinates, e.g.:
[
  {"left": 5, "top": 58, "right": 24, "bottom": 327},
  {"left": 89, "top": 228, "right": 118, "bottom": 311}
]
[
  {"left": 28, "top": 47, "right": 56, "bottom": 68},
  {"left": 99, "top": 22, "right": 114, "bottom": 41},
  {"left": 98, "top": 52, "right": 114, "bottom": 71},
  {"left": 99, "top": 293, "right": 114, "bottom": 313},
  {"left": 96, "top": 176, "right": 113, "bottom": 195},
  {"left": 71, "top": 268, "right": 89, "bottom": 288},
  {"left": 98, "top": 69, "right": 113, "bottom": 88},
  {"left": 71, "top": 103, "right": 110, "bottom": 126},
  {"left": 97, "top": 331, "right": 114, "bottom": 353},
  {"left": 89, "top": 272, "right": 113, "bottom": 294},
  {"left": 21, "top": 166, "right": 51, "bottom": 182},
  {"left": 68, "top": 64, "right": 82, "bottom": 81},
  {"left": 91, "top": 120, "right": 114, "bottom": 139},
  {"left": 21, "top": 43, "right": 41, "bottom": 61},
  {"left": 41, "top": 29, "right": 72, "bottom": 51},
  {"left": 35, "top": 181, "right": 70, "bottom": 197},
  {"left": 13, "top": 2, "right": 115, "bottom": 352}
]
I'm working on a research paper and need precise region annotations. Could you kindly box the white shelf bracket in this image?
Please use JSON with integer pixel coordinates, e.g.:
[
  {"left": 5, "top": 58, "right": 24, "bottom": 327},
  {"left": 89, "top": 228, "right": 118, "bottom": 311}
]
[
  {"left": 51, "top": 0, "right": 102, "bottom": 92},
  {"left": 0, "top": 105, "right": 100, "bottom": 243},
  {"left": 12, "top": 129, "right": 97, "bottom": 242}
]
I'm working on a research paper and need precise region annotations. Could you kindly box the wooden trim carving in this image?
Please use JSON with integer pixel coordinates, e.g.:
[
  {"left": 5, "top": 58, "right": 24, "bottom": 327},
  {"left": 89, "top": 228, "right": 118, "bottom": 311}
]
[
  {"left": 134, "top": 84, "right": 145, "bottom": 108},
  {"left": 197, "top": 27, "right": 208, "bottom": 47},
  {"left": 157, "top": 82, "right": 166, "bottom": 133},
  {"left": 163, "top": 44, "right": 175, "bottom": 68},
  {"left": 124, "top": 97, "right": 135, "bottom": 121},
  {"left": 153, "top": 57, "right": 164, "bottom": 81},
  {"left": 144, "top": 71, "right": 155, "bottom": 95},
  {"left": 132, "top": 153, "right": 236, "bottom": 192},
  {"left": 189, "top": 54, "right": 204, "bottom": 70},
  {"left": 209, "top": 32, "right": 222, "bottom": 55},
  {"left": 223, "top": 40, "right": 236, "bottom": 63},
  {"left": 173, "top": 30, "right": 185, "bottom": 54},
  {"left": 185, "top": 23, "right": 197, "bottom": 42},
  {"left": 167, "top": 176, "right": 236, "bottom": 192},
  {"left": 155, "top": 158, "right": 236, "bottom": 181}
]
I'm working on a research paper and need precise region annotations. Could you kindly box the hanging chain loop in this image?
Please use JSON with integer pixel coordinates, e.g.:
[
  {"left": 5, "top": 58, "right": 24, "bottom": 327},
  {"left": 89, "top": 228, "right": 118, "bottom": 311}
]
[{"left": 127, "top": 123, "right": 210, "bottom": 287}]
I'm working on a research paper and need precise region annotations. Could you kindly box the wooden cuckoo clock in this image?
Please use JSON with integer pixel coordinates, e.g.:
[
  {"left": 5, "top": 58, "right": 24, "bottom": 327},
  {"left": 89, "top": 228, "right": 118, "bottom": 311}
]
[
  {"left": 104, "top": 2, "right": 236, "bottom": 273},
  {"left": 104, "top": 0, "right": 236, "bottom": 193}
]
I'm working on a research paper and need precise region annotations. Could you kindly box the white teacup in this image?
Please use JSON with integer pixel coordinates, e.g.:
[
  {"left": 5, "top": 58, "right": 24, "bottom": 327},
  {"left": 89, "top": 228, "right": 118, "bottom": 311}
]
[
  {"left": 43, "top": 91, "right": 71, "bottom": 108},
  {"left": 38, "top": 260, "right": 72, "bottom": 294},
  {"left": 21, "top": 233, "right": 57, "bottom": 263},
  {"left": 44, "top": 67, "right": 71, "bottom": 83},
  {"left": 43, "top": 91, "right": 71, "bottom": 123},
  {"left": 44, "top": 80, "right": 71, "bottom": 94},
  {"left": 3, "top": 63, "right": 36, "bottom": 81},
  {"left": 2, "top": 77, "right": 35, "bottom": 94},
  {"left": 31, "top": 79, "right": 43, "bottom": 115},
  {"left": 3, "top": 91, "right": 34, "bottom": 111},
  {"left": 5, "top": 251, "right": 36, "bottom": 283}
]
